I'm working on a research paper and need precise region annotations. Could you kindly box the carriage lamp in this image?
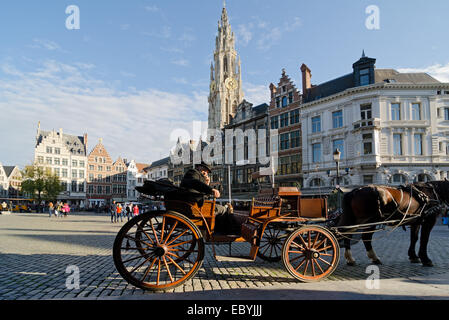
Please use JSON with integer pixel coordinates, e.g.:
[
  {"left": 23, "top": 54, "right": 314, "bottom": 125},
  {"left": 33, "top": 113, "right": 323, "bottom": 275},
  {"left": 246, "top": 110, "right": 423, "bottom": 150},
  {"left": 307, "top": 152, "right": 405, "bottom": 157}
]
[{"left": 333, "top": 149, "right": 341, "bottom": 188}]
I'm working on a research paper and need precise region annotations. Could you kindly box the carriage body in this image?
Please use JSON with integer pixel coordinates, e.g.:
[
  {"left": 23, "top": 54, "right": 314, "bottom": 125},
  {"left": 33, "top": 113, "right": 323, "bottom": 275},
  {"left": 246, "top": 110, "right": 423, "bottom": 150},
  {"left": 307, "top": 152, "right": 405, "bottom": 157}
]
[{"left": 112, "top": 180, "right": 340, "bottom": 291}]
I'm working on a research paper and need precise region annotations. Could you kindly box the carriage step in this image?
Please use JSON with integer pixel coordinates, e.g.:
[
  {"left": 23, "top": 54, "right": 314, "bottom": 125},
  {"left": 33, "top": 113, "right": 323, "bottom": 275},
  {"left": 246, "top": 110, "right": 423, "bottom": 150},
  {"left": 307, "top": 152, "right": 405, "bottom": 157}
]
[{"left": 214, "top": 255, "right": 255, "bottom": 262}]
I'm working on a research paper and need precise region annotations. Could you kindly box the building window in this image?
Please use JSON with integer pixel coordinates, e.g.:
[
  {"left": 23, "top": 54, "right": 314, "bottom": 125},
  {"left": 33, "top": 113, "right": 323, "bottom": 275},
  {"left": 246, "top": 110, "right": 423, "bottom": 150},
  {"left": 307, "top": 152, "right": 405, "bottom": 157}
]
[
  {"left": 89, "top": 165, "right": 95, "bottom": 171},
  {"left": 78, "top": 182, "right": 84, "bottom": 193},
  {"left": 290, "top": 109, "right": 299, "bottom": 125},
  {"left": 445, "top": 108, "right": 449, "bottom": 120},
  {"left": 332, "top": 139, "right": 345, "bottom": 159},
  {"left": 37, "top": 156, "right": 44, "bottom": 164},
  {"left": 72, "top": 160, "right": 77, "bottom": 167},
  {"left": 236, "top": 169, "right": 243, "bottom": 184},
  {"left": 276, "top": 97, "right": 280, "bottom": 108},
  {"left": 360, "top": 104, "right": 372, "bottom": 120},
  {"left": 105, "top": 186, "right": 111, "bottom": 194},
  {"left": 363, "top": 175, "right": 374, "bottom": 184},
  {"left": 72, "top": 170, "right": 77, "bottom": 179},
  {"left": 282, "top": 96, "right": 288, "bottom": 107},
  {"left": 79, "top": 170, "right": 84, "bottom": 179},
  {"left": 62, "top": 169, "right": 68, "bottom": 178},
  {"left": 46, "top": 147, "right": 52, "bottom": 154},
  {"left": 392, "top": 174, "right": 407, "bottom": 184},
  {"left": 97, "top": 185, "right": 103, "bottom": 194},
  {"left": 359, "top": 68, "right": 370, "bottom": 86},
  {"left": 54, "top": 158, "right": 60, "bottom": 165},
  {"left": 393, "top": 134, "right": 402, "bottom": 155},
  {"left": 46, "top": 157, "right": 52, "bottom": 165},
  {"left": 288, "top": 92, "right": 293, "bottom": 104},
  {"left": 290, "top": 130, "right": 300, "bottom": 148},
  {"left": 332, "top": 110, "right": 343, "bottom": 128},
  {"left": 79, "top": 161, "right": 85, "bottom": 167},
  {"left": 280, "top": 113, "right": 289, "bottom": 128},
  {"left": 280, "top": 133, "right": 290, "bottom": 150},
  {"left": 312, "top": 143, "right": 321, "bottom": 163},
  {"left": 312, "top": 116, "right": 321, "bottom": 133},
  {"left": 310, "top": 178, "right": 324, "bottom": 188},
  {"left": 412, "top": 103, "right": 421, "bottom": 120},
  {"left": 391, "top": 103, "right": 401, "bottom": 120},
  {"left": 270, "top": 116, "right": 279, "bottom": 129},
  {"left": 71, "top": 181, "right": 77, "bottom": 192},
  {"left": 88, "top": 185, "right": 94, "bottom": 194},
  {"left": 415, "top": 174, "right": 431, "bottom": 182},
  {"left": 62, "top": 159, "right": 68, "bottom": 166},
  {"left": 98, "top": 166, "right": 103, "bottom": 171},
  {"left": 362, "top": 133, "right": 373, "bottom": 155},
  {"left": 54, "top": 168, "right": 60, "bottom": 177},
  {"left": 414, "top": 134, "right": 423, "bottom": 155},
  {"left": 55, "top": 148, "right": 60, "bottom": 155}
]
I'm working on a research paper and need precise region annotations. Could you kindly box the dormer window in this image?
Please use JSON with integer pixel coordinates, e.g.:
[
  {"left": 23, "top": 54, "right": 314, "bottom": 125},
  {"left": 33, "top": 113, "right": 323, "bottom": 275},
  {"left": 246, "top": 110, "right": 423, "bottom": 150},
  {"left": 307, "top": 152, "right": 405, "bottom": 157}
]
[{"left": 360, "top": 68, "right": 370, "bottom": 86}]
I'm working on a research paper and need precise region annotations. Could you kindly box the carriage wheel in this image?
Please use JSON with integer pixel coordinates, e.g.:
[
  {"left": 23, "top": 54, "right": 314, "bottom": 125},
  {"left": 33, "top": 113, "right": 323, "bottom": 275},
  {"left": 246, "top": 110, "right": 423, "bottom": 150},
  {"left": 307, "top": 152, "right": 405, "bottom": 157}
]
[
  {"left": 282, "top": 225, "right": 340, "bottom": 282},
  {"left": 113, "top": 211, "right": 204, "bottom": 291},
  {"left": 257, "top": 224, "right": 288, "bottom": 262}
]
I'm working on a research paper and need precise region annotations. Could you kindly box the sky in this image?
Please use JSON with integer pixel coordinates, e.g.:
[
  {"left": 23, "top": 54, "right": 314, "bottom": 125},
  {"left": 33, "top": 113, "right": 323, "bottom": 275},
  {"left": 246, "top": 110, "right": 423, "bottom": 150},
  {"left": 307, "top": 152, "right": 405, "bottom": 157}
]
[{"left": 1, "top": 0, "right": 449, "bottom": 168}]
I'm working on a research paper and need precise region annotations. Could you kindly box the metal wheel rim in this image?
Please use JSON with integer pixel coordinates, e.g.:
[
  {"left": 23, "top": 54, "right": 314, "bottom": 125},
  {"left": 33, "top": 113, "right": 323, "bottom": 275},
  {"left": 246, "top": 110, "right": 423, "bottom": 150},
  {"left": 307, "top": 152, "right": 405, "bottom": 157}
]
[
  {"left": 282, "top": 225, "right": 340, "bottom": 282},
  {"left": 257, "top": 224, "right": 287, "bottom": 262},
  {"left": 113, "top": 211, "right": 204, "bottom": 291}
]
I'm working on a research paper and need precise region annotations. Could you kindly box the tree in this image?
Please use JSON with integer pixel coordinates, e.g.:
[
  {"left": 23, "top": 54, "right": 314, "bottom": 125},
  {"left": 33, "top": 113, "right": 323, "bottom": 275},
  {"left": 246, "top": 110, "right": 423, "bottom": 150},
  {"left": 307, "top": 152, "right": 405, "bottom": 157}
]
[{"left": 21, "top": 164, "right": 65, "bottom": 204}]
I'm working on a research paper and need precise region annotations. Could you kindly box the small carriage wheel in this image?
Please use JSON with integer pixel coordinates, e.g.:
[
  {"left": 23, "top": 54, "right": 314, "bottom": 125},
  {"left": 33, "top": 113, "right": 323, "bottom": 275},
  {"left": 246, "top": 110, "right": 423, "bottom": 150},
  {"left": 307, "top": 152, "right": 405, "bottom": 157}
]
[
  {"left": 257, "top": 224, "right": 288, "bottom": 262},
  {"left": 113, "top": 210, "right": 204, "bottom": 291},
  {"left": 282, "top": 225, "right": 340, "bottom": 282}
]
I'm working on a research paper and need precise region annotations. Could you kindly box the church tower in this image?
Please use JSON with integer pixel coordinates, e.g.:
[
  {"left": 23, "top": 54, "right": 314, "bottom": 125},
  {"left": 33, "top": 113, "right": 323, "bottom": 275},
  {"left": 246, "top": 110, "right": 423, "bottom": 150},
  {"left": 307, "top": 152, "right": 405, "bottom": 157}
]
[{"left": 208, "top": 2, "right": 244, "bottom": 130}]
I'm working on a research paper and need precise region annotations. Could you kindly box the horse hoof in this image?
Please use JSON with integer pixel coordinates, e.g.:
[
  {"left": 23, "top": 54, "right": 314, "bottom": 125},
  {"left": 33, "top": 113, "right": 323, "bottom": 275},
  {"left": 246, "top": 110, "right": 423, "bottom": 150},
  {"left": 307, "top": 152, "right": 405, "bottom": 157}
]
[
  {"left": 373, "top": 259, "right": 382, "bottom": 265},
  {"left": 347, "top": 261, "right": 356, "bottom": 266},
  {"left": 422, "top": 261, "right": 434, "bottom": 267},
  {"left": 409, "top": 257, "right": 421, "bottom": 264}
]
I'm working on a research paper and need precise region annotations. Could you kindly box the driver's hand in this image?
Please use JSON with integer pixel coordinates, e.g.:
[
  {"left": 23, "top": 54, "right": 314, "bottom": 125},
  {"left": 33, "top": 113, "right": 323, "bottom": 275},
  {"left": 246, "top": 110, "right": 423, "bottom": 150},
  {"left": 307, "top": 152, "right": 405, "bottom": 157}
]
[{"left": 212, "top": 189, "right": 220, "bottom": 198}]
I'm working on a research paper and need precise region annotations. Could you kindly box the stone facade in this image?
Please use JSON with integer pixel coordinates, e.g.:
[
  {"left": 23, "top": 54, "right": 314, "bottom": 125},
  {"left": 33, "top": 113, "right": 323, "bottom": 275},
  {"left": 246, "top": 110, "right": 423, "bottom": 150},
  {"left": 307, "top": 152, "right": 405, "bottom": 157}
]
[
  {"left": 34, "top": 123, "right": 87, "bottom": 205},
  {"left": 299, "top": 54, "right": 449, "bottom": 194},
  {"left": 208, "top": 5, "right": 244, "bottom": 130}
]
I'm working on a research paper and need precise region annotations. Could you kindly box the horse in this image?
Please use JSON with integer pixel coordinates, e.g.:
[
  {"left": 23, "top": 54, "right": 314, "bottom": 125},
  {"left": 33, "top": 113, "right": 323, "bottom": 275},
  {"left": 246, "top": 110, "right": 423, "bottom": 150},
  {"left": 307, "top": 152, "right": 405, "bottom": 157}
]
[{"left": 335, "top": 180, "right": 449, "bottom": 267}]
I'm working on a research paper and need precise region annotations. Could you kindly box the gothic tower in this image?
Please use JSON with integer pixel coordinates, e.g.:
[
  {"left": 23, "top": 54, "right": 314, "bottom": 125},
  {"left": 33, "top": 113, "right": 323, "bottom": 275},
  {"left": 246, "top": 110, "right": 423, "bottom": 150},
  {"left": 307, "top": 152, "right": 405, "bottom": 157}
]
[{"left": 208, "top": 3, "right": 244, "bottom": 130}]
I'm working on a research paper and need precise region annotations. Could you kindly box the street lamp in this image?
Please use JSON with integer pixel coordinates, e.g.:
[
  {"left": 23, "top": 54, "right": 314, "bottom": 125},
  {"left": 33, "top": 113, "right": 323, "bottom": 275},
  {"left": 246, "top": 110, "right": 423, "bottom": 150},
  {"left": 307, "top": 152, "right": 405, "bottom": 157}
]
[{"left": 333, "top": 148, "right": 341, "bottom": 189}]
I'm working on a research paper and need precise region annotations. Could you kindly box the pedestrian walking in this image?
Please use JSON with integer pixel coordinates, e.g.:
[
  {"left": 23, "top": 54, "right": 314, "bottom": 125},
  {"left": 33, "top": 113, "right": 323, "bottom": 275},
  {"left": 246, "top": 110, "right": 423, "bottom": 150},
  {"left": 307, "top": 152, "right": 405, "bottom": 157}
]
[
  {"left": 55, "top": 202, "right": 62, "bottom": 217},
  {"left": 111, "top": 201, "right": 117, "bottom": 223},
  {"left": 117, "top": 203, "right": 123, "bottom": 222},
  {"left": 133, "top": 204, "right": 139, "bottom": 217},
  {"left": 48, "top": 202, "right": 54, "bottom": 217},
  {"left": 126, "top": 204, "right": 131, "bottom": 221},
  {"left": 1, "top": 201, "right": 8, "bottom": 213},
  {"left": 63, "top": 203, "right": 70, "bottom": 217}
]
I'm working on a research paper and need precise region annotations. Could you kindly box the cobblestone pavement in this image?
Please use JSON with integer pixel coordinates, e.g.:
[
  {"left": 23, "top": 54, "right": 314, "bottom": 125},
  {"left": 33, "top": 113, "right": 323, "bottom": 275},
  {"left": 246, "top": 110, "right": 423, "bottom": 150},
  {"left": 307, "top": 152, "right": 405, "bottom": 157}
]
[{"left": 1, "top": 212, "right": 448, "bottom": 300}]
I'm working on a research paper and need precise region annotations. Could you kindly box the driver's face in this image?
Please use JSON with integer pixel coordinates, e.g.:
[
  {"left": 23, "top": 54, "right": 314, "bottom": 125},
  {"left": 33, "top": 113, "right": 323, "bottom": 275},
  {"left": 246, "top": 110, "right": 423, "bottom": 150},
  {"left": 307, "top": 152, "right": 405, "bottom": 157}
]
[{"left": 200, "top": 169, "right": 209, "bottom": 177}]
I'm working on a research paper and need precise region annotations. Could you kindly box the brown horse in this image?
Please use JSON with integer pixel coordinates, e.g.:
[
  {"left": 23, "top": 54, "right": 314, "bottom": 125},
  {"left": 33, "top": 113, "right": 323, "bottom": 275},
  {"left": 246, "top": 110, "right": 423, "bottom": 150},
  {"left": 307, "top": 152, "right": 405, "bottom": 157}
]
[{"left": 335, "top": 180, "right": 449, "bottom": 267}]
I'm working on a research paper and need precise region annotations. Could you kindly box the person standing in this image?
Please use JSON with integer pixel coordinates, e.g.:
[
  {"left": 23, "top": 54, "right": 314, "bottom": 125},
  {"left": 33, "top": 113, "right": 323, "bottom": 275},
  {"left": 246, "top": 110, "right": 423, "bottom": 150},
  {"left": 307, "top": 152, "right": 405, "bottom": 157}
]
[
  {"left": 63, "top": 203, "right": 70, "bottom": 217},
  {"left": 117, "top": 203, "right": 123, "bottom": 222},
  {"left": 48, "top": 202, "right": 54, "bottom": 217},
  {"left": 111, "top": 201, "right": 117, "bottom": 223},
  {"left": 55, "top": 202, "right": 62, "bottom": 217},
  {"left": 133, "top": 204, "right": 139, "bottom": 217},
  {"left": 126, "top": 204, "right": 131, "bottom": 221}
]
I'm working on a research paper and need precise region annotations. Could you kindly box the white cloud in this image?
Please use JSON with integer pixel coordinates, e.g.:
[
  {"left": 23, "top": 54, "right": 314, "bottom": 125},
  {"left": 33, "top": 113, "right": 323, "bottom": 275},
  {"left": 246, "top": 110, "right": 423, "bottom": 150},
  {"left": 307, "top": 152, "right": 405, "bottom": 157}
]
[
  {"left": 171, "top": 59, "right": 190, "bottom": 67},
  {"left": 0, "top": 59, "right": 208, "bottom": 166},
  {"left": 145, "top": 5, "right": 159, "bottom": 12},
  {"left": 397, "top": 63, "right": 449, "bottom": 83},
  {"left": 243, "top": 83, "right": 270, "bottom": 105},
  {"left": 30, "top": 38, "right": 62, "bottom": 51},
  {"left": 236, "top": 24, "right": 253, "bottom": 46}
]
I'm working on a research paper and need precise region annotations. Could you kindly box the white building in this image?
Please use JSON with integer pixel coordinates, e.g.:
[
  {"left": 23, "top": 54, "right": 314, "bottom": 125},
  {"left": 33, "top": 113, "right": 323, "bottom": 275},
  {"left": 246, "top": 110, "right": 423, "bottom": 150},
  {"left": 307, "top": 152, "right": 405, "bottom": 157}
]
[
  {"left": 299, "top": 54, "right": 449, "bottom": 194},
  {"left": 0, "top": 163, "right": 8, "bottom": 198},
  {"left": 34, "top": 122, "right": 88, "bottom": 205},
  {"left": 147, "top": 157, "right": 170, "bottom": 181}
]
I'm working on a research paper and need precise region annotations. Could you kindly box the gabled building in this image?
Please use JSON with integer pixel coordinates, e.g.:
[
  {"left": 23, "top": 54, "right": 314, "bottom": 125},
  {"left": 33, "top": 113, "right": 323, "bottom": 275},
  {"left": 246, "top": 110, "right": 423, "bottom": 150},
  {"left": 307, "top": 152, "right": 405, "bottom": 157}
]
[
  {"left": 34, "top": 122, "right": 88, "bottom": 205},
  {"left": 0, "top": 163, "right": 9, "bottom": 198},
  {"left": 269, "top": 69, "right": 302, "bottom": 188},
  {"left": 112, "top": 157, "right": 128, "bottom": 202},
  {"left": 4, "top": 166, "right": 22, "bottom": 198}
]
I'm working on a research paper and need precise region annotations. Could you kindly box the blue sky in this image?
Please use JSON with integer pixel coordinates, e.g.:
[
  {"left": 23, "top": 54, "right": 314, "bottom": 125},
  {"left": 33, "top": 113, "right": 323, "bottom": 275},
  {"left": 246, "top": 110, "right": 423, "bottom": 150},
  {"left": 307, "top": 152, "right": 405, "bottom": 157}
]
[{"left": 1, "top": 0, "right": 449, "bottom": 167}]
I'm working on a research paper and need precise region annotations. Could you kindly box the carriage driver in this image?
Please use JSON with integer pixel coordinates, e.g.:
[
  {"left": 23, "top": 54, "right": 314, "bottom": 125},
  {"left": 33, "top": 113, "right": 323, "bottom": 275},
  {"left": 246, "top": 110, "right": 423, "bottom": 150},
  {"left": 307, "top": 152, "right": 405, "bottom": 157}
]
[{"left": 180, "top": 162, "right": 239, "bottom": 234}]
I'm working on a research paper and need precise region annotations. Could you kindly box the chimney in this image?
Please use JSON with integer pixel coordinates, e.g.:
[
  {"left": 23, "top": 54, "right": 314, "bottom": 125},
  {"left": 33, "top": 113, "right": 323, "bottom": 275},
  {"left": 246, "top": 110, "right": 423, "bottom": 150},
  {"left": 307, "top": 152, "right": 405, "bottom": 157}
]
[
  {"left": 269, "top": 83, "right": 277, "bottom": 98},
  {"left": 83, "top": 133, "right": 88, "bottom": 154},
  {"left": 300, "top": 63, "right": 312, "bottom": 95},
  {"left": 59, "top": 128, "right": 63, "bottom": 137}
]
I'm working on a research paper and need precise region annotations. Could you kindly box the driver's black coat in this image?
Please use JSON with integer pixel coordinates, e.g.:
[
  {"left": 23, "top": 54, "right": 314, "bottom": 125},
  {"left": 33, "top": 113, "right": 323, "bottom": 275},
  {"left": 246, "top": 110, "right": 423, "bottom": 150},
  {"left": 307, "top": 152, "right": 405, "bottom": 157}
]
[{"left": 180, "top": 168, "right": 214, "bottom": 205}]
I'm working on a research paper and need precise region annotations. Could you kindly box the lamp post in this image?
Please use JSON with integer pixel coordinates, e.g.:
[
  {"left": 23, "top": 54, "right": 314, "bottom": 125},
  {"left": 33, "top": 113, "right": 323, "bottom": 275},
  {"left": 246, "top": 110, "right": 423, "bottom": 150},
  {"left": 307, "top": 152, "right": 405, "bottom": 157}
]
[{"left": 333, "top": 148, "right": 342, "bottom": 212}]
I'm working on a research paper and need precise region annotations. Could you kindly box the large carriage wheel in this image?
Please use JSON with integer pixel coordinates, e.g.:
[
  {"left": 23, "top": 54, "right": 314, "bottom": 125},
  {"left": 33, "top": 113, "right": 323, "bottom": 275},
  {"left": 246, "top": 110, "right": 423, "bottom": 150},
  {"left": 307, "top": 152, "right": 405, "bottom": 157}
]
[
  {"left": 282, "top": 225, "right": 340, "bottom": 282},
  {"left": 113, "top": 211, "right": 204, "bottom": 291},
  {"left": 257, "top": 224, "right": 288, "bottom": 262}
]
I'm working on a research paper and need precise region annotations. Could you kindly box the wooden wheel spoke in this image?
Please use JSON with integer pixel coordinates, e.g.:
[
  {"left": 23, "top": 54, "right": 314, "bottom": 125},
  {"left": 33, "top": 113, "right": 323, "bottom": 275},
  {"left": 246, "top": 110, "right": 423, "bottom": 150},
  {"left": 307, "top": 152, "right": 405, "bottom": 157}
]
[
  {"left": 165, "top": 255, "right": 187, "bottom": 275},
  {"left": 308, "top": 231, "right": 311, "bottom": 248},
  {"left": 318, "top": 257, "right": 332, "bottom": 266},
  {"left": 168, "top": 239, "right": 194, "bottom": 248},
  {"left": 122, "top": 252, "right": 152, "bottom": 264},
  {"left": 149, "top": 219, "right": 160, "bottom": 245},
  {"left": 135, "top": 225, "right": 155, "bottom": 245},
  {"left": 125, "top": 234, "right": 153, "bottom": 248},
  {"left": 312, "top": 232, "right": 320, "bottom": 248},
  {"left": 162, "top": 257, "right": 174, "bottom": 282},
  {"left": 317, "top": 245, "right": 333, "bottom": 252},
  {"left": 312, "top": 259, "right": 324, "bottom": 274},
  {"left": 166, "top": 229, "right": 189, "bottom": 246},
  {"left": 141, "top": 257, "right": 158, "bottom": 282},
  {"left": 156, "top": 259, "right": 161, "bottom": 285},
  {"left": 288, "top": 250, "right": 305, "bottom": 254},
  {"left": 294, "top": 257, "right": 307, "bottom": 271},
  {"left": 160, "top": 217, "right": 166, "bottom": 242},
  {"left": 163, "top": 221, "right": 179, "bottom": 245},
  {"left": 303, "top": 259, "right": 310, "bottom": 275},
  {"left": 129, "top": 253, "right": 156, "bottom": 274},
  {"left": 289, "top": 253, "right": 305, "bottom": 263},
  {"left": 297, "top": 234, "right": 309, "bottom": 249},
  {"left": 290, "top": 240, "right": 305, "bottom": 251},
  {"left": 311, "top": 257, "right": 316, "bottom": 277}
]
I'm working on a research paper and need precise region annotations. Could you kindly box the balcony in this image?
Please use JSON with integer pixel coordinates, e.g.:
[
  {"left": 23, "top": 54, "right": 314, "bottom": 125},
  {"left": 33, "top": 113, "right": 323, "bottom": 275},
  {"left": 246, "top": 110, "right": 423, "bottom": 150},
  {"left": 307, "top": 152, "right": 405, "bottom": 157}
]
[{"left": 352, "top": 118, "right": 380, "bottom": 132}]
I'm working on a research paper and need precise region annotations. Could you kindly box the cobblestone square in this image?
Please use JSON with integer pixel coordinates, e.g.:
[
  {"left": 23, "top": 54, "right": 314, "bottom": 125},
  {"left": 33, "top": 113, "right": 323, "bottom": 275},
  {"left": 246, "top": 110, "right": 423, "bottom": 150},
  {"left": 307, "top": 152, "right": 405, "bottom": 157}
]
[{"left": 1, "top": 212, "right": 449, "bottom": 300}]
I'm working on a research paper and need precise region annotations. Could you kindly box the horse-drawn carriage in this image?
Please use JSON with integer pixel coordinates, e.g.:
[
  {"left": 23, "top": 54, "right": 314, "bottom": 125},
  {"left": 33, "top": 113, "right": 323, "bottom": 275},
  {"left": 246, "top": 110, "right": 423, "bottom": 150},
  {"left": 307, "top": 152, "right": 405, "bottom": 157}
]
[
  {"left": 112, "top": 180, "right": 340, "bottom": 291},
  {"left": 113, "top": 179, "right": 449, "bottom": 291}
]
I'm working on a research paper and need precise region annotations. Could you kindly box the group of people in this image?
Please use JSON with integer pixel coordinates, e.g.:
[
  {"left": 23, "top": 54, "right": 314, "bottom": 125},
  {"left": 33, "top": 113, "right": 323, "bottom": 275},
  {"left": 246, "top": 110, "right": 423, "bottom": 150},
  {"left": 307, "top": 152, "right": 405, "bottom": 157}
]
[
  {"left": 48, "top": 201, "right": 70, "bottom": 218},
  {"left": 110, "top": 201, "right": 140, "bottom": 223}
]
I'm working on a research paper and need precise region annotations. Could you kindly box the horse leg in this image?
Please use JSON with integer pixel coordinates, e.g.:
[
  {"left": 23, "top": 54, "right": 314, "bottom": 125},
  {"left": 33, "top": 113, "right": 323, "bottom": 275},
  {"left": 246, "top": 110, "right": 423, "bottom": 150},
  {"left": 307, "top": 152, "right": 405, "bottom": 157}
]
[
  {"left": 363, "top": 227, "right": 382, "bottom": 265},
  {"left": 343, "top": 237, "right": 356, "bottom": 266},
  {"left": 408, "top": 223, "right": 421, "bottom": 263},
  {"left": 418, "top": 216, "right": 436, "bottom": 267}
]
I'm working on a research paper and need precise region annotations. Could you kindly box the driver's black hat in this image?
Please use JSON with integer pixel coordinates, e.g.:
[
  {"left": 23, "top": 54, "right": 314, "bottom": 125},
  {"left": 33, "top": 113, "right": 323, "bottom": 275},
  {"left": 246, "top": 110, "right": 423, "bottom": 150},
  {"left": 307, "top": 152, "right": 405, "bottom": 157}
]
[{"left": 195, "top": 162, "right": 212, "bottom": 173}]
